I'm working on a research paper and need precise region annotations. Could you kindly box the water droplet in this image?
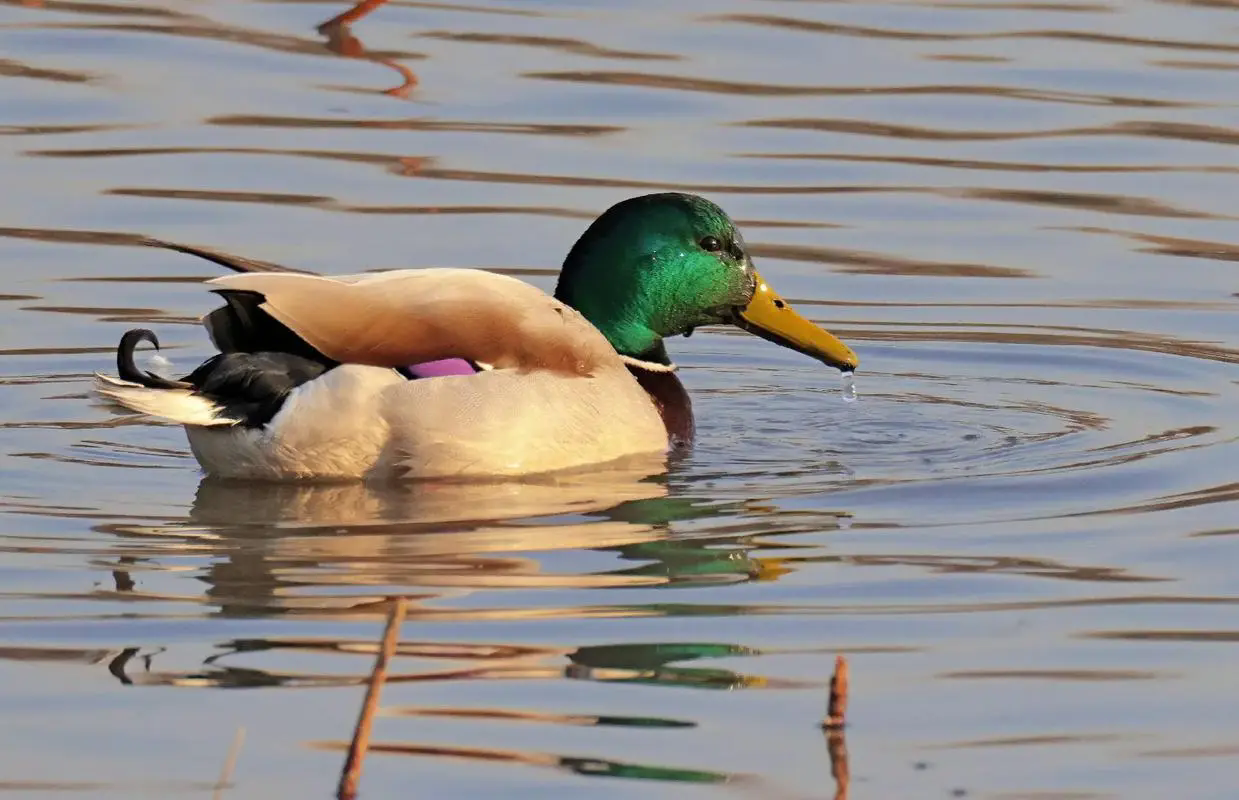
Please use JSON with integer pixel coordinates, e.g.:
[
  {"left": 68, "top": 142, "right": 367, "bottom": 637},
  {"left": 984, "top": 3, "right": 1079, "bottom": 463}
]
[{"left": 840, "top": 371, "right": 857, "bottom": 403}]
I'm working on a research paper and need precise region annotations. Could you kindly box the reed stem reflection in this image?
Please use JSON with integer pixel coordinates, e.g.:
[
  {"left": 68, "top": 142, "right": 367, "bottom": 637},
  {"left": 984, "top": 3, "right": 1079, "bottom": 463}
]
[{"left": 317, "top": 0, "right": 416, "bottom": 98}]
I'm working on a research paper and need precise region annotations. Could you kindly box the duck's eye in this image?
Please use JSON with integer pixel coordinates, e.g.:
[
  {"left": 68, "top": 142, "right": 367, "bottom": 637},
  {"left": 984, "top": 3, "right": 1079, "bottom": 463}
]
[{"left": 699, "top": 236, "right": 723, "bottom": 252}]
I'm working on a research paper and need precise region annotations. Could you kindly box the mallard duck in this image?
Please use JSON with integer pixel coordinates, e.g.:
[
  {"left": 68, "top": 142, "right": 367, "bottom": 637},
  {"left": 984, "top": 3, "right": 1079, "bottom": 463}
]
[{"left": 95, "top": 193, "right": 858, "bottom": 480}]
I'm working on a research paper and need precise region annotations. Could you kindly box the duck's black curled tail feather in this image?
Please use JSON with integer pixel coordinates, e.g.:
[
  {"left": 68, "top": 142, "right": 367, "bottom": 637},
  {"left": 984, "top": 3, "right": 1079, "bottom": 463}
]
[
  {"left": 105, "top": 242, "right": 344, "bottom": 429},
  {"left": 112, "top": 328, "right": 333, "bottom": 427},
  {"left": 117, "top": 329, "right": 193, "bottom": 389}
]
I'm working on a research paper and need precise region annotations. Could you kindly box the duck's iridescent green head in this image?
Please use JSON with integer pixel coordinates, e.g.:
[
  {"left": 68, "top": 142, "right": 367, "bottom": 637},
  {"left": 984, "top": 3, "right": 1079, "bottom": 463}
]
[{"left": 554, "top": 192, "right": 858, "bottom": 371}]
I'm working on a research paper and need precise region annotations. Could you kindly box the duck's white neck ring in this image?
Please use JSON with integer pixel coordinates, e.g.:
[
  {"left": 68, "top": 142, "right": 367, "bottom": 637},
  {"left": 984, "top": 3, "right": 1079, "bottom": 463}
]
[{"left": 619, "top": 355, "right": 678, "bottom": 373}]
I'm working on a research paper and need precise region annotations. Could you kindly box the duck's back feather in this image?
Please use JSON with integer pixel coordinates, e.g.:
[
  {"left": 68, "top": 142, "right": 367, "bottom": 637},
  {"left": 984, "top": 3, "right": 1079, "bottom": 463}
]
[{"left": 207, "top": 269, "right": 616, "bottom": 375}]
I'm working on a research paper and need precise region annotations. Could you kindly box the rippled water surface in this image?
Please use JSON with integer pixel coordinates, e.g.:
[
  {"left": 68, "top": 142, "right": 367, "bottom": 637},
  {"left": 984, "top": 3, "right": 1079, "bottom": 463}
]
[{"left": 2, "top": 0, "right": 1238, "bottom": 797}]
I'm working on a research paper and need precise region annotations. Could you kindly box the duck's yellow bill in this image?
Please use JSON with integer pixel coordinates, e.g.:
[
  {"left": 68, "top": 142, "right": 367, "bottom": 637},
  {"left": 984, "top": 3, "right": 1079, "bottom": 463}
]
[{"left": 736, "top": 271, "right": 859, "bottom": 372}]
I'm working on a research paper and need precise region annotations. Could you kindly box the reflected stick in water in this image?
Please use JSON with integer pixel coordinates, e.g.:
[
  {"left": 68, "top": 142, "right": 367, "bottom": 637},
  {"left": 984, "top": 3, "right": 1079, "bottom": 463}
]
[
  {"left": 337, "top": 596, "right": 408, "bottom": 800},
  {"left": 318, "top": 0, "right": 391, "bottom": 30},
  {"left": 107, "top": 647, "right": 139, "bottom": 686},
  {"left": 821, "top": 655, "right": 850, "bottom": 800},
  {"left": 823, "top": 726, "right": 850, "bottom": 800},
  {"left": 112, "top": 555, "right": 137, "bottom": 592},
  {"left": 212, "top": 727, "right": 246, "bottom": 800},
  {"left": 316, "top": 0, "right": 418, "bottom": 97}
]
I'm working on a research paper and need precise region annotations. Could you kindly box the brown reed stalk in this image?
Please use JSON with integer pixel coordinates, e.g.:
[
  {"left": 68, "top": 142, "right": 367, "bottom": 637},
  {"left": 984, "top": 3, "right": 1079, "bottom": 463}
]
[
  {"left": 337, "top": 596, "right": 408, "bottom": 800},
  {"left": 821, "top": 655, "right": 849, "bottom": 730}
]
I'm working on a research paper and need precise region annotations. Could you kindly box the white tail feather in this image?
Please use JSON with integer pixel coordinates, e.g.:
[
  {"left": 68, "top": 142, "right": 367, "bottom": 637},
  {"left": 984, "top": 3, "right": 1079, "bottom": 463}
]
[{"left": 93, "top": 373, "right": 239, "bottom": 427}]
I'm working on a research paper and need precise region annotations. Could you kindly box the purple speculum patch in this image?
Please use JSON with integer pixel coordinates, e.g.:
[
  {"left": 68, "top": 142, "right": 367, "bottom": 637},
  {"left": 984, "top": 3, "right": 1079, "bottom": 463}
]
[{"left": 402, "top": 358, "right": 478, "bottom": 379}]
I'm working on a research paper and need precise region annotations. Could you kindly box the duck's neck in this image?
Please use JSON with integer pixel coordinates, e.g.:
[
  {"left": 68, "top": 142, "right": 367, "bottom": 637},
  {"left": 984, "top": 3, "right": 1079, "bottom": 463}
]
[
  {"left": 554, "top": 238, "right": 681, "bottom": 361},
  {"left": 556, "top": 284, "right": 675, "bottom": 367}
]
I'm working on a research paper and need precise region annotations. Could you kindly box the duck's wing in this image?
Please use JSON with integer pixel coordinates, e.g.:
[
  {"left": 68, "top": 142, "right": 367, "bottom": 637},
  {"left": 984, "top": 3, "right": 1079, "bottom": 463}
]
[{"left": 206, "top": 268, "right": 617, "bottom": 376}]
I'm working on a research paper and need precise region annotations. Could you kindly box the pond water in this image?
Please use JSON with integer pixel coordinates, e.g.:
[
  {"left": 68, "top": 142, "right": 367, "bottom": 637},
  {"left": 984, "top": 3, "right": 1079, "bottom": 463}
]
[{"left": 1, "top": 0, "right": 1238, "bottom": 797}]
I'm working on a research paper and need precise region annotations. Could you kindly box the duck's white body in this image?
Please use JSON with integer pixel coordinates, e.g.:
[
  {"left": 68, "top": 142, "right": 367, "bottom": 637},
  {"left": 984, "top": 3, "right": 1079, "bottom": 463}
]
[
  {"left": 95, "top": 268, "right": 670, "bottom": 480},
  {"left": 180, "top": 364, "right": 665, "bottom": 480}
]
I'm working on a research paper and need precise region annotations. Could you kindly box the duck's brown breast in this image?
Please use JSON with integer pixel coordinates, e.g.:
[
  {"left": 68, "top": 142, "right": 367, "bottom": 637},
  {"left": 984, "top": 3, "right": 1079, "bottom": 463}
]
[{"left": 627, "top": 365, "right": 694, "bottom": 448}]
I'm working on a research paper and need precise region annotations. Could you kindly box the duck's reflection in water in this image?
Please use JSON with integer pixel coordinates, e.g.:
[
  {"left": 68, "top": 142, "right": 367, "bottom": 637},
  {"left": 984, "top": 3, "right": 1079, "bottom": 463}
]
[
  {"left": 142, "top": 456, "right": 792, "bottom": 618},
  {"left": 97, "top": 456, "right": 808, "bottom": 689},
  {"left": 78, "top": 465, "right": 844, "bottom": 791}
]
